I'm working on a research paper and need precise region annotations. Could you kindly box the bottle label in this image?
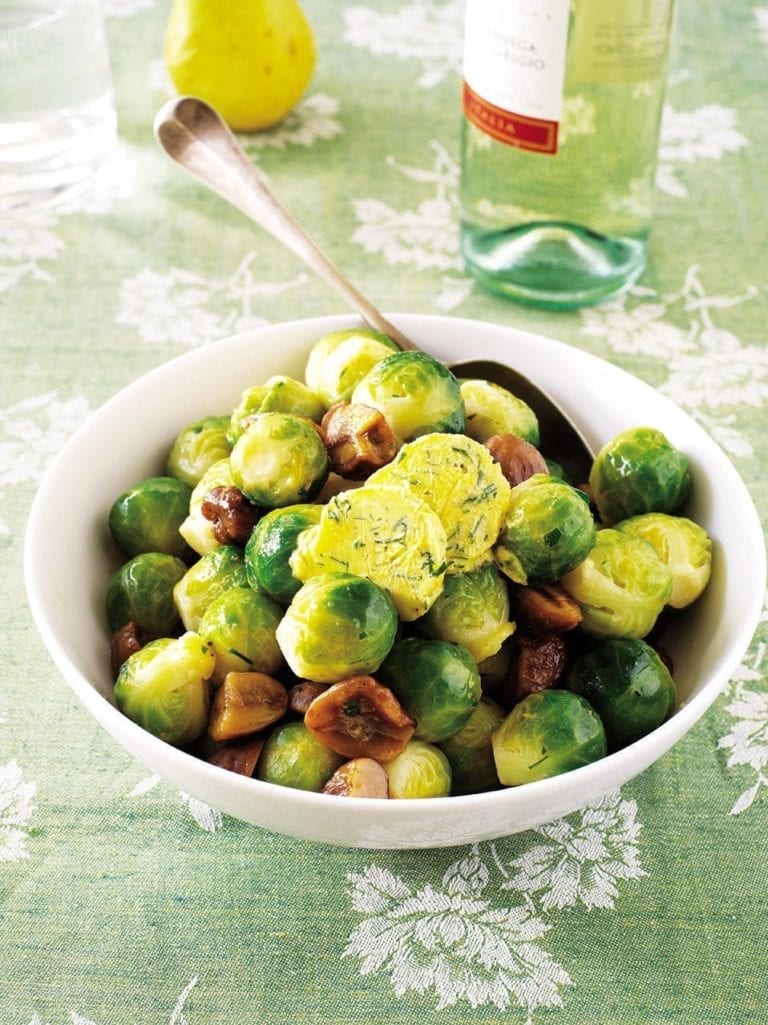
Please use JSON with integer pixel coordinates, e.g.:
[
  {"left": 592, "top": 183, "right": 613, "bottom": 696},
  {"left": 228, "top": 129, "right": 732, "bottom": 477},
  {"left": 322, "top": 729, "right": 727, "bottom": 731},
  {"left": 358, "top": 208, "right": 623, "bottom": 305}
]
[{"left": 462, "top": 0, "right": 570, "bottom": 155}]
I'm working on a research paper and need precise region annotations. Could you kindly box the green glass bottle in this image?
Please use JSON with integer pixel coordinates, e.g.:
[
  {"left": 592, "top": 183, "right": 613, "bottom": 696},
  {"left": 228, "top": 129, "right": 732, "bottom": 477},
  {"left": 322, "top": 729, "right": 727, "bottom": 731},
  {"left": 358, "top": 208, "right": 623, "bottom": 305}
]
[{"left": 459, "top": 0, "right": 677, "bottom": 310}]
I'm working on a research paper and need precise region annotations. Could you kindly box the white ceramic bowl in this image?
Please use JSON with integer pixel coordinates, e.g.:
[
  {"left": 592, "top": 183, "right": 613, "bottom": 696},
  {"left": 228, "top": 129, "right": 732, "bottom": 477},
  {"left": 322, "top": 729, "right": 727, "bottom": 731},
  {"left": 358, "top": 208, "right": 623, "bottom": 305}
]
[{"left": 24, "top": 314, "right": 766, "bottom": 849}]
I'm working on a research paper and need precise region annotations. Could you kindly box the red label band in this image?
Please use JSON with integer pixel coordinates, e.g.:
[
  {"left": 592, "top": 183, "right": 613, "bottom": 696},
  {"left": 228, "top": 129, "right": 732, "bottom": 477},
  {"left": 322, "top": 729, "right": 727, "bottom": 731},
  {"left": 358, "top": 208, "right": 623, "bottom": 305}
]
[{"left": 462, "top": 82, "right": 559, "bottom": 155}]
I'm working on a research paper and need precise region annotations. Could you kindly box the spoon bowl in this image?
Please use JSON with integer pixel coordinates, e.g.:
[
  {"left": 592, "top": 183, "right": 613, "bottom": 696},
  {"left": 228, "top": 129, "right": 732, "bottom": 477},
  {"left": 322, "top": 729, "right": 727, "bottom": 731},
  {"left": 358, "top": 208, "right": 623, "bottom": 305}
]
[{"left": 153, "top": 96, "right": 594, "bottom": 477}]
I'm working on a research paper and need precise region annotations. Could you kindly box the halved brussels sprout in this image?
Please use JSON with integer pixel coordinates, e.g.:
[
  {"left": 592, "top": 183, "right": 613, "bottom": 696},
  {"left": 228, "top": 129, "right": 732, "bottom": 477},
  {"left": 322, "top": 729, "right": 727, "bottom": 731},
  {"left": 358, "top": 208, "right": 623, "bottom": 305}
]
[
  {"left": 368, "top": 433, "right": 511, "bottom": 575},
  {"left": 304, "top": 328, "right": 401, "bottom": 406},
  {"left": 275, "top": 572, "right": 398, "bottom": 683},
  {"left": 230, "top": 412, "right": 329, "bottom": 508},
  {"left": 114, "top": 631, "right": 215, "bottom": 745},
  {"left": 589, "top": 426, "right": 691, "bottom": 526},
  {"left": 106, "top": 552, "right": 187, "bottom": 638},
  {"left": 244, "top": 503, "right": 323, "bottom": 603},
  {"left": 378, "top": 637, "right": 481, "bottom": 743},
  {"left": 179, "top": 457, "right": 236, "bottom": 555},
  {"left": 492, "top": 689, "right": 607, "bottom": 786},
  {"left": 109, "top": 476, "right": 192, "bottom": 558},
  {"left": 615, "top": 512, "right": 712, "bottom": 609},
  {"left": 166, "top": 415, "right": 232, "bottom": 487},
  {"left": 257, "top": 721, "right": 344, "bottom": 792},
  {"left": 494, "top": 474, "right": 596, "bottom": 585},
  {"left": 290, "top": 484, "right": 447, "bottom": 621},
  {"left": 228, "top": 376, "right": 326, "bottom": 446},
  {"left": 174, "top": 545, "right": 249, "bottom": 632},
  {"left": 384, "top": 740, "right": 452, "bottom": 799},
  {"left": 198, "top": 585, "right": 284, "bottom": 684},
  {"left": 438, "top": 696, "right": 505, "bottom": 795},
  {"left": 567, "top": 637, "right": 676, "bottom": 749},
  {"left": 351, "top": 351, "right": 465, "bottom": 441},
  {"left": 459, "top": 379, "right": 539, "bottom": 445},
  {"left": 416, "top": 561, "right": 515, "bottom": 663},
  {"left": 561, "top": 528, "right": 673, "bottom": 638}
]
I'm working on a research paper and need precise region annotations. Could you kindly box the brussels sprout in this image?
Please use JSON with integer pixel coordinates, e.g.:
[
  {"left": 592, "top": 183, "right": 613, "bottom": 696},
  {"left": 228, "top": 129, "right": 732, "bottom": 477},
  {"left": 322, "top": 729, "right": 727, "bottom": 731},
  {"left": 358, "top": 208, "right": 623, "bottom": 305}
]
[
  {"left": 244, "top": 503, "right": 323, "bottom": 603},
  {"left": 384, "top": 740, "right": 452, "bottom": 798},
  {"left": 276, "top": 572, "right": 398, "bottom": 683},
  {"left": 257, "top": 721, "right": 344, "bottom": 792},
  {"left": 166, "top": 415, "right": 232, "bottom": 487},
  {"left": 230, "top": 412, "right": 329, "bottom": 508},
  {"left": 179, "top": 457, "right": 236, "bottom": 555},
  {"left": 589, "top": 426, "right": 691, "bottom": 526},
  {"left": 228, "top": 376, "right": 326, "bottom": 446},
  {"left": 561, "top": 528, "right": 673, "bottom": 638},
  {"left": 109, "top": 476, "right": 192, "bottom": 558},
  {"left": 351, "top": 351, "right": 465, "bottom": 442},
  {"left": 567, "top": 637, "right": 676, "bottom": 749},
  {"left": 173, "top": 545, "right": 249, "bottom": 632},
  {"left": 416, "top": 562, "right": 515, "bottom": 663},
  {"left": 198, "top": 585, "right": 284, "bottom": 684},
  {"left": 494, "top": 474, "right": 596, "bottom": 585},
  {"left": 368, "top": 433, "right": 511, "bottom": 575},
  {"left": 438, "top": 696, "right": 505, "bottom": 795},
  {"left": 304, "top": 328, "right": 401, "bottom": 406},
  {"left": 114, "top": 631, "right": 215, "bottom": 745},
  {"left": 378, "top": 637, "right": 481, "bottom": 743},
  {"left": 615, "top": 512, "right": 712, "bottom": 609},
  {"left": 106, "top": 552, "right": 187, "bottom": 638},
  {"left": 492, "top": 689, "right": 607, "bottom": 786},
  {"left": 459, "top": 379, "right": 539, "bottom": 445}
]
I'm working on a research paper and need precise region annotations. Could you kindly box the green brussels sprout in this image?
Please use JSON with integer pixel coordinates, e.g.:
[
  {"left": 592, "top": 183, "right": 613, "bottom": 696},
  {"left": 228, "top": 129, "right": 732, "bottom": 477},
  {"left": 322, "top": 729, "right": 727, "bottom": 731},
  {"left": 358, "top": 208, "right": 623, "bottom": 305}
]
[
  {"left": 230, "top": 412, "right": 329, "bottom": 508},
  {"left": 257, "top": 721, "right": 344, "bottom": 792},
  {"left": 561, "top": 528, "right": 673, "bottom": 638},
  {"left": 378, "top": 637, "right": 481, "bottom": 743},
  {"left": 351, "top": 351, "right": 466, "bottom": 442},
  {"left": 108, "top": 476, "right": 192, "bottom": 558},
  {"left": 494, "top": 474, "right": 596, "bottom": 585},
  {"left": 198, "top": 585, "right": 284, "bottom": 684},
  {"left": 438, "top": 696, "right": 505, "bottom": 795},
  {"left": 384, "top": 740, "right": 452, "bottom": 798},
  {"left": 459, "top": 379, "right": 539, "bottom": 445},
  {"left": 615, "top": 512, "right": 712, "bottom": 609},
  {"left": 304, "top": 328, "right": 401, "bottom": 406},
  {"left": 179, "top": 457, "right": 236, "bottom": 555},
  {"left": 173, "top": 545, "right": 249, "bottom": 632},
  {"left": 228, "top": 376, "right": 326, "bottom": 446},
  {"left": 114, "top": 631, "right": 215, "bottom": 745},
  {"left": 166, "top": 415, "right": 232, "bottom": 487},
  {"left": 589, "top": 426, "right": 691, "bottom": 526},
  {"left": 276, "top": 572, "right": 398, "bottom": 683},
  {"left": 567, "top": 637, "right": 676, "bottom": 749},
  {"left": 416, "top": 562, "right": 515, "bottom": 663},
  {"left": 492, "top": 689, "right": 607, "bottom": 786},
  {"left": 106, "top": 552, "right": 187, "bottom": 638},
  {"left": 244, "top": 503, "right": 323, "bottom": 603}
]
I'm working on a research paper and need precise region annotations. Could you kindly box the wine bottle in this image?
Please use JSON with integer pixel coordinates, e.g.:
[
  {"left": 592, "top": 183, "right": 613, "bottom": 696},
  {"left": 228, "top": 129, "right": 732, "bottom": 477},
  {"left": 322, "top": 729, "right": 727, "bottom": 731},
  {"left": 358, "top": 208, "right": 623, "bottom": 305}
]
[{"left": 459, "top": 0, "right": 677, "bottom": 310}]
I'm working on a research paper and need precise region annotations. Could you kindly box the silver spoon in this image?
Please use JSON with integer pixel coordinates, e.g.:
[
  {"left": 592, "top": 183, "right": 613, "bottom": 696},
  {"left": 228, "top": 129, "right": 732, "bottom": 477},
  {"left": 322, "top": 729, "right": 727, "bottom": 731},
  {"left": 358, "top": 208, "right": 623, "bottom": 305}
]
[{"left": 153, "top": 96, "right": 594, "bottom": 481}]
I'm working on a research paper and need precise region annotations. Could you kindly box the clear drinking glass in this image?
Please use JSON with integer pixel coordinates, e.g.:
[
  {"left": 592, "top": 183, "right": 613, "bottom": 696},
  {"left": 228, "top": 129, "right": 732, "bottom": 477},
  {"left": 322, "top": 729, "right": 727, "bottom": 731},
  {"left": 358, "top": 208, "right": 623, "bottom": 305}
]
[
  {"left": 459, "top": 0, "right": 677, "bottom": 310},
  {"left": 0, "top": 0, "right": 117, "bottom": 210}
]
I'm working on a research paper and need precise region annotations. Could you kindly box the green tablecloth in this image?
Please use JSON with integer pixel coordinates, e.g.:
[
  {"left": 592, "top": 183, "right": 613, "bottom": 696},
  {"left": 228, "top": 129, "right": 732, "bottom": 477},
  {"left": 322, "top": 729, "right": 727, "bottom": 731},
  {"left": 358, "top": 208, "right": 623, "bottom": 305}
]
[{"left": 3, "top": 1, "right": 767, "bottom": 1022}]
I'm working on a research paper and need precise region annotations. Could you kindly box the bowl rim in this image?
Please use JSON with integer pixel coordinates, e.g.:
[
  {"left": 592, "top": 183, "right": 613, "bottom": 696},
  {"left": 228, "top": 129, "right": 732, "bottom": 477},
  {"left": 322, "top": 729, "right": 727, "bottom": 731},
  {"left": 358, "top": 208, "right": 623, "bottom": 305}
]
[{"left": 23, "top": 312, "right": 767, "bottom": 838}]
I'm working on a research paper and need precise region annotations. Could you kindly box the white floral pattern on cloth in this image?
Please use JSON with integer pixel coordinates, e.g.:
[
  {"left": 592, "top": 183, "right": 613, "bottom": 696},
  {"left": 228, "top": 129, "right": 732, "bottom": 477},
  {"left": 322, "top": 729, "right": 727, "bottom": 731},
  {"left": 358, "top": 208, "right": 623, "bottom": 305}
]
[
  {"left": 116, "top": 253, "right": 308, "bottom": 346},
  {"left": 242, "top": 94, "right": 343, "bottom": 151},
  {"left": 756, "top": 7, "right": 768, "bottom": 46},
  {"left": 718, "top": 594, "right": 768, "bottom": 816},
  {"left": 128, "top": 773, "right": 224, "bottom": 832},
  {"left": 0, "top": 760, "right": 37, "bottom": 863},
  {"left": 27, "top": 977, "right": 198, "bottom": 1025},
  {"left": 344, "top": 790, "right": 645, "bottom": 1021},
  {"left": 656, "top": 104, "right": 748, "bottom": 198},
  {"left": 343, "top": 1, "right": 463, "bottom": 88},
  {"left": 579, "top": 265, "right": 764, "bottom": 458},
  {"left": 0, "top": 392, "right": 92, "bottom": 537},
  {"left": 103, "top": 0, "right": 156, "bottom": 17}
]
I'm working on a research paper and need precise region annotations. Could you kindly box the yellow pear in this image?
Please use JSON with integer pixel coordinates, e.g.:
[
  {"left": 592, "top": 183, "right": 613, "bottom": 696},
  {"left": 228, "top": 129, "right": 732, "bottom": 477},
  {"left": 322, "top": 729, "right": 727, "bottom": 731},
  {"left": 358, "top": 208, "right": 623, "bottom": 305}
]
[{"left": 163, "top": 0, "right": 316, "bottom": 132}]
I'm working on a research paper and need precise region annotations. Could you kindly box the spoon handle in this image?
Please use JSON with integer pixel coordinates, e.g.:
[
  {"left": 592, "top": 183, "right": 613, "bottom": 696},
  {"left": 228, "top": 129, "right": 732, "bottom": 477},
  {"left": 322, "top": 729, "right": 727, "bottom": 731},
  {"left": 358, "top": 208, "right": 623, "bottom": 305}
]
[{"left": 153, "top": 97, "right": 415, "bottom": 351}]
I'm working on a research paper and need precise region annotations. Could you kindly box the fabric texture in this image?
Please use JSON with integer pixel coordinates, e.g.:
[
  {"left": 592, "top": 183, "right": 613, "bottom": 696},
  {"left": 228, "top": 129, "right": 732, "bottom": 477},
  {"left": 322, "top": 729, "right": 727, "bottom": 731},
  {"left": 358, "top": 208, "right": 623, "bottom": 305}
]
[{"left": 2, "top": 2, "right": 766, "bottom": 1023}]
